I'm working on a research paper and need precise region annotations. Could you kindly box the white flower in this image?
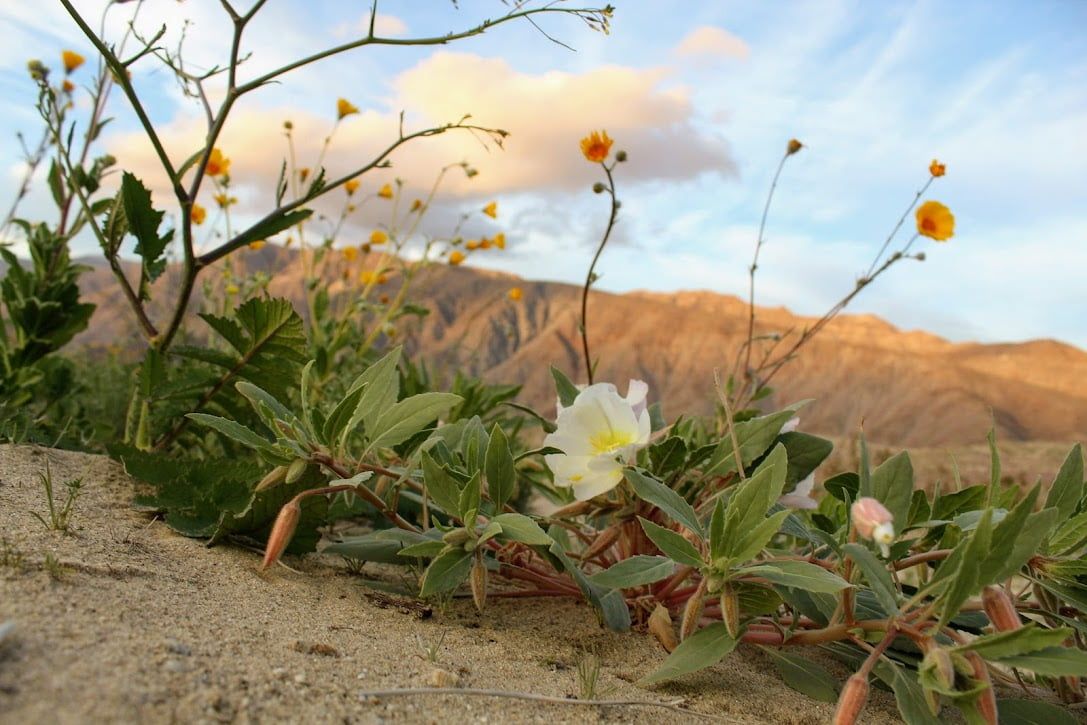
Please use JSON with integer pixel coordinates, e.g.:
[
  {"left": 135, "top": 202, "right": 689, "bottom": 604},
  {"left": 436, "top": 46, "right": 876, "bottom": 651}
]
[
  {"left": 778, "top": 472, "right": 818, "bottom": 510},
  {"left": 544, "top": 380, "right": 651, "bottom": 500}
]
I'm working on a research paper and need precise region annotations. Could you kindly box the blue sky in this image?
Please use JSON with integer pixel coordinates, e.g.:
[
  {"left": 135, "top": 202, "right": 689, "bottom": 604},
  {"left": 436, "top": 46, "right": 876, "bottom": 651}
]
[{"left": 2, "top": 1, "right": 1085, "bottom": 347}]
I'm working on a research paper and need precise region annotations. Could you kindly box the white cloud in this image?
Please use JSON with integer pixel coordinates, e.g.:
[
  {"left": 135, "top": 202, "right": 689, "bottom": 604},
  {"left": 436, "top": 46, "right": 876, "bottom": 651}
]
[{"left": 675, "top": 26, "right": 749, "bottom": 60}]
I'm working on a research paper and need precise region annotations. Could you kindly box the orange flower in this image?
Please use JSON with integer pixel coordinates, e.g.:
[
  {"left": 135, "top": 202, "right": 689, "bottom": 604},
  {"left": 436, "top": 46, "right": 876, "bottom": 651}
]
[
  {"left": 360, "top": 270, "right": 376, "bottom": 284},
  {"left": 929, "top": 159, "right": 946, "bottom": 177},
  {"left": 205, "top": 148, "right": 230, "bottom": 178},
  {"left": 494, "top": 232, "right": 506, "bottom": 250},
  {"left": 483, "top": 201, "right": 497, "bottom": 218},
  {"left": 61, "top": 79, "right": 75, "bottom": 94},
  {"left": 377, "top": 183, "right": 393, "bottom": 199},
  {"left": 465, "top": 239, "right": 480, "bottom": 250},
  {"left": 370, "top": 229, "right": 388, "bottom": 245},
  {"left": 337, "top": 97, "right": 359, "bottom": 120},
  {"left": 61, "top": 50, "right": 85, "bottom": 74},
  {"left": 214, "top": 193, "right": 237, "bottom": 208},
  {"left": 377, "top": 272, "right": 389, "bottom": 284},
  {"left": 448, "top": 250, "right": 466, "bottom": 266},
  {"left": 191, "top": 203, "right": 206, "bottom": 225},
  {"left": 915, "top": 200, "right": 955, "bottom": 242},
  {"left": 248, "top": 240, "right": 266, "bottom": 251},
  {"left": 480, "top": 238, "right": 492, "bottom": 250},
  {"left": 342, "top": 246, "right": 359, "bottom": 262},
  {"left": 410, "top": 198, "right": 424, "bottom": 212},
  {"left": 508, "top": 287, "right": 523, "bottom": 301},
  {"left": 579, "top": 130, "right": 613, "bottom": 163},
  {"left": 344, "top": 178, "right": 360, "bottom": 195},
  {"left": 787, "top": 138, "right": 804, "bottom": 155}
]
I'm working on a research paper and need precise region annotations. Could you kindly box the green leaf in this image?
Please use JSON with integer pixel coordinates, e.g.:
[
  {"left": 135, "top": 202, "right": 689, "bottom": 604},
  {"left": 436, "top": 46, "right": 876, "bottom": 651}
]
[
  {"left": 997, "top": 698, "right": 1079, "bottom": 725},
  {"left": 420, "top": 450, "right": 462, "bottom": 515},
  {"left": 843, "top": 543, "right": 899, "bottom": 614},
  {"left": 638, "top": 622, "right": 738, "bottom": 686},
  {"left": 871, "top": 659, "right": 941, "bottom": 725},
  {"left": 721, "top": 444, "right": 788, "bottom": 556},
  {"left": 186, "top": 413, "right": 271, "bottom": 450},
  {"left": 737, "top": 560, "right": 850, "bottom": 593},
  {"left": 588, "top": 555, "right": 674, "bottom": 590},
  {"left": 1050, "top": 511, "right": 1087, "bottom": 555},
  {"left": 956, "top": 625, "right": 1073, "bottom": 660},
  {"left": 937, "top": 508, "right": 994, "bottom": 625},
  {"left": 727, "top": 510, "right": 790, "bottom": 564},
  {"left": 458, "top": 472, "right": 482, "bottom": 520},
  {"left": 870, "top": 451, "right": 913, "bottom": 529},
  {"left": 706, "top": 409, "right": 799, "bottom": 477},
  {"left": 624, "top": 468, "right": 702, "bottom": 537},
  {"left": 347, "top": 346, "right": 402, "bottom": 433},
  {"left": 547, "top": 538, "right": 630, "bottom": 632},
  {"left": 778, "top": 431, "right": 833, "bottom": 487},
  {"left": 230, "top": 208, "right": 313, "bottom": 250},
  {"left": 485, "top": 424, "right": 515, "bottom": 508},
  {"left": 638, "top": 517, "right": 704, "bottom": 568},
  {"left": 322, "top": 529, "right": 429, "bottom": 564},
  {"left": 550, "top": 365, "right": 580, "bottom": 408},
  {"left": 419, "top": 548, "right": 473, "bottom": 597},
  {"left": 491, "top": 513, "right": 552, "bottom": 545},
  {"left": 367, "top": 392, "right": 462, "bottom": 452},
  {"left": 824, "top": 471, "right": 859, "bottom": 503},
  {"left": 1045, "top": 444, "right": 1084, "bottom": 524},
  {"left": 397, "top": 540, "right": 447, "bottom": 558},
  {"left": 980, "top": 486, "right": 1046, "bottom": 584},
  {"left": 759, "top": 647, "right": 838, "bottom": 703},
  {"left": 996, "top": 647, "right": 1087, "bottom": 676},
  {"left": 648, "top": 436, "right": 688, "bottom": 477},
  {"left": 120, "top": 172, "right": 171, "bottom": 285}
]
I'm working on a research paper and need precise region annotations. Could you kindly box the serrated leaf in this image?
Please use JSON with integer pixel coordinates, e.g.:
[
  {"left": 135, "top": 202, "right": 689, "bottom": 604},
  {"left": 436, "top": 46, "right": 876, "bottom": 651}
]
[
  {"left": 638, "top": 517, "right": 704, "bottom": 568},
  {"left": 230, "top": 208, "right": 312, "bottom": 250},
  {"left": 1050, "top": 511, "right": 1087, "bottom": 555},
  {"left": 706, "top": 409, "right": 798, "bottom": 477},
  {"left": 956, "top": 625, "right": 1072, "bottom": 660},
  {"left": 759, "top": 647, "right": 838, "bottom": 703},
  {"left": 120, "top": 172, "right": 171, "bottom": 284},
  {"left": 638, "top": 622, "right": 737, "bottom": 686},
  {"left": 996, "top": 646, "right": 1087, "bottom": 676},
  {"left": 588, "top": 555, "right": 674, "bottom": 589},
  {"left": 737, "top": 560, "right": 851, "bottom": 593},
  {"left": 625, "top": 468, "right": 702, "bottom": 537}
]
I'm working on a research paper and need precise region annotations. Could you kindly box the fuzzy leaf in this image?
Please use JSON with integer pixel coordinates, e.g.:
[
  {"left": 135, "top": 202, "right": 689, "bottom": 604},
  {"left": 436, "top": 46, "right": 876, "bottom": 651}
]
[
  {"left": 367, "top": 392, "right": 462, "bottom": 452},
  {"left": 485, "top": 424, "right": 515, "bottom": 508},
  {"left": 419, "top": 548, "right": 473, "bottom": 596},
  {"left": 588, "top": 555, "right": 675, "bottom": 590},
  {"left": 843, "top": 543, "right": 899, "bottom": 614},
  {"left": 1045, "top": 444, "right": 1084, "bottom": 524},
  {"left": 638, "top": 517, "right": 704, "bottom": 568},
  {"left": 491, "top": 513, "right": 552, "bottom": 545},
  {"left": 759, "top": 647, "right": 838, "bottom": 703},
  {"left": 638, "top": 622, "right": 737, "bottom": 686},
  {"left": 738, "top": 560, "right": 851, "bottom": 593},
  {"left": 625, "top": 468, "right": 703, "bottom": 537}
]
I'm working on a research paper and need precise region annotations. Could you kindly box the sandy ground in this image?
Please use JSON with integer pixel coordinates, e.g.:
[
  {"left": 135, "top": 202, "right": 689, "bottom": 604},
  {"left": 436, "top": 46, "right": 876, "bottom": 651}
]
[{"left": 0, "top": 444, "right": 908, "bottom": 724}]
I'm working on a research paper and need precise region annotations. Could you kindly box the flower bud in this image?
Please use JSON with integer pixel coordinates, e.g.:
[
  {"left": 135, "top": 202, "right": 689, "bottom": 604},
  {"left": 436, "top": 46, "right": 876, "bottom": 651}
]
[
  {"left": 442, "top": 528, "right": 472, "bottom": 546},
  {"left": 786, "top": 138, "right": 803, "bottom": 155},
  {"left": 285, "top": 458, "right": 308, "bottom": 484},
  {"left": 833, "top": 674, "right": 869, "bottom": 725},
  {"left": 680, "top": 578, "right": 707, "bottom": 641},
  {"left": 27, "top": 60, "right": 49, "bottom": 82},
  {"left": 283, "top": 120, "right": 294, "bottom": 130},
  {"left": 616, "top": 150, "right": 628, "bottom": 162},
  {"left": 963, "top": 652, "right": 998, "bottom": 724},
  {"left": 921, "top": 647, "right": 956, "bottom": 692},
  {"left": 592, "top": 182, "right": 606, "bottom": 194},
  {"left": 255, "top": 465, "right": 288, "bottom": 492},
  {"left": 982, "top": 585, "right": 1021, "bottom": 632},
  {"left": 721, "top": 585, "right": 740, "bottom": 639},
  {"left": 851, "top": 497, "right": 895, "bottom": 555},
  {"left": 648, "top": 604, "right": 677, "bottom": 653},
  {"left": 470, "top": 555, "right": 487, "bottom": 612},
  {"left": 261, "top": 498, "right": 301, "bottom": 571}
]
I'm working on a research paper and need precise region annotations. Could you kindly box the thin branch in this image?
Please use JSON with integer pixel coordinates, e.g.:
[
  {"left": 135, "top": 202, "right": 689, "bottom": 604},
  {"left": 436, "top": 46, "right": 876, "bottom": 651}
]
[{"left": 580, "top": 163, "right": 618, "bottom": 384}]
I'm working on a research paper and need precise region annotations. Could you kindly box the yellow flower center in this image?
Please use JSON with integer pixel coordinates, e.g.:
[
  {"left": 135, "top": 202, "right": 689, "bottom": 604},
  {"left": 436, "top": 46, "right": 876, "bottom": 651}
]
[{"left": 589, "top": 429, "right": 635, "bottom": 455}]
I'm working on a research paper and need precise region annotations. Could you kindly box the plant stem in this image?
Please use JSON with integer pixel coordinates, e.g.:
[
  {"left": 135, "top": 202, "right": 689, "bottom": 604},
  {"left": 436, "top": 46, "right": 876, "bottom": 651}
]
[{"left": 580, "top": 164, "right": 618, "bottom": 384}]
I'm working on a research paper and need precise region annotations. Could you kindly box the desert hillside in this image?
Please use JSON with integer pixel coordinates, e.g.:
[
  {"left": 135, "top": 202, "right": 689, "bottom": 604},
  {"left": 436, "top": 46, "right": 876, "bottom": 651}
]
[{"left": 69, "top": 249, "right": 1087, "bottom": 448}]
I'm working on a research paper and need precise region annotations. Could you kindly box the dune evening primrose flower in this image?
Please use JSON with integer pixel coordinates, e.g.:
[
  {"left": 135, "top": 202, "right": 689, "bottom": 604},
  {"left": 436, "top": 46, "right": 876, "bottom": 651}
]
[
  {"left": 544, "top": 380, "right": 651, "bottom": 500},
  {"left": 778, "top": 473, "right": 817, "bottom": 510},
  {"left": 370, "top": 229, "right": 388, "bottom": 245},
  {"left": 377, "top": 183, "right": 393, "bottom": 199},
  {"left": 61, "top": 50, "right": 85, "bottom": 74},
  {"left": 915, "top": 200, "right": 954, "bottom": 241},
  {"left": 205, "top": 148, "right": 230, "bottom": 178},
  {"left": 337, "top": 97, "right": 359, "bottom": 120},
  {"left": 448, "top": 250, "right": 466, "bottom": 266},
  {"left": 851, "top": 497, "right": 895, "bottom": 556},
  {"left": 344, "top": 178, "right": 360, "bottom": 195},
  {"left": 580, "top": 130, "right": 613, "bottom": 163},
  {"left": 483, "top": 201, "right": 497, "bottom": 218},
  {"left": 191, "top": 203, "right": 206, "bottom": 225},
  {"left": 929, "top": 159, "right": 946, "bottom": 177},
  {"left": 508, "top": 287, "right": 523, "bottom": 301}
]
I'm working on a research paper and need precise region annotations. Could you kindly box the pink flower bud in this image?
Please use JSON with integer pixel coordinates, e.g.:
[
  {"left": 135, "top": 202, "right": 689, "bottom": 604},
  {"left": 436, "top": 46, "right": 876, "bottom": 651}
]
[
  {"left": 260, "top": 498, "right": 301, "bottom": 572},
  {"left": 982, "top": 585, "right": 1021, "bottom": 633},
  {"left": 833, "top": 674, "right": 870, "bottom": 725},
  {"left": 851, "top": 497, "right": 895, "bottom": 545}
]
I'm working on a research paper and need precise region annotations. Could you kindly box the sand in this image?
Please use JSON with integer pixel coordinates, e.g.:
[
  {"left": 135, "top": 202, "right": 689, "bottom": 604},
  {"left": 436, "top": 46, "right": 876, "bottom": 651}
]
[{"left": 0, "top": 444, "right": 906, "bottom": 724}]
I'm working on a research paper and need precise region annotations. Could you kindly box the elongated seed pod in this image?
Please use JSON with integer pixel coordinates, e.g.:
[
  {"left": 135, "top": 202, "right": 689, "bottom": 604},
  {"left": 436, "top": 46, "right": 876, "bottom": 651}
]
[
  {"left": 833, "top": 674, "right": 870, "bottom": 725},
  {"left": 470, "top": 555, "right": 487, "bottom": 613},
  {"left": 982, "top": 585, "right": 1021, "bottom": 632},
  {"left": 581, "top": 524, "right": 621, "bottom": 562},
  {"left": 648, "top": 604, "right": 678, "bottom": 653},
  {"left": 680, "top": 578, "right": 707, "bottom": 641},
  {"left": 254, "top": 466, "right": 288, "bottom": 492},
  {"left": 721, "top": 584, "right": 740, "bottom": 639},
  {"left": 260, "top": 498, "right": 301, "bottom": 571}
]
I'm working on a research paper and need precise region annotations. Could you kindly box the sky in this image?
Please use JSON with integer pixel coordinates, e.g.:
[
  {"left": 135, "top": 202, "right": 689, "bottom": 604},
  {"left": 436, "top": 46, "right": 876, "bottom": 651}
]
[{"left": 1, "top": 0, "right": 1085, "bottom": 347}]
